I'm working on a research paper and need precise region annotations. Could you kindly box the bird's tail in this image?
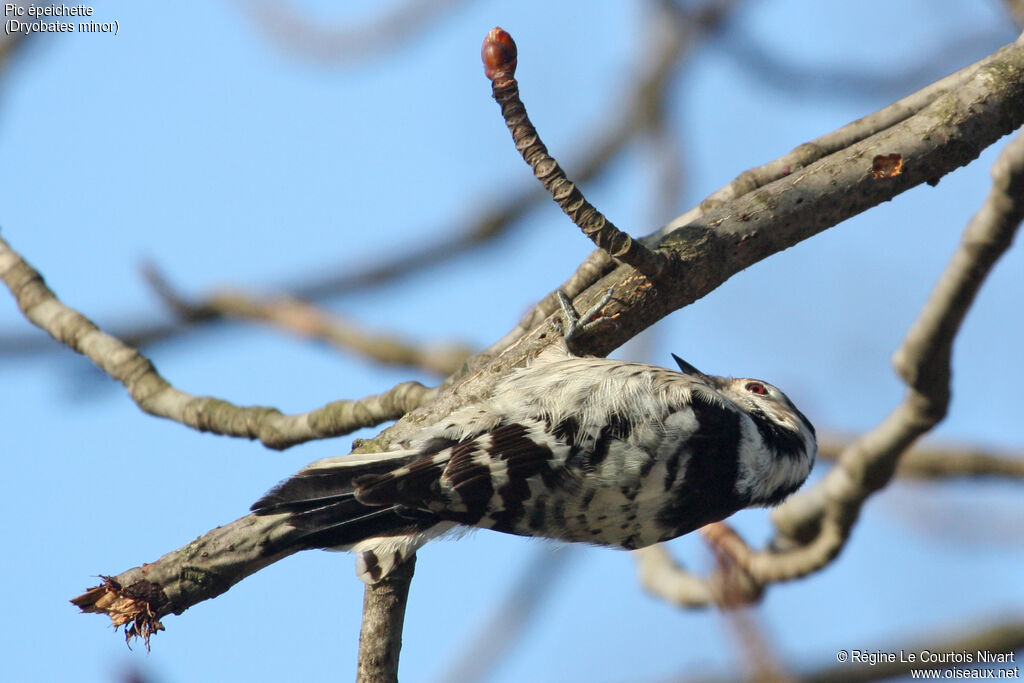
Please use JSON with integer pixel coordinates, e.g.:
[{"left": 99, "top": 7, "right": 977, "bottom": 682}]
[{"left": 251, "top": 450, "right": 447, "bottom": 583}]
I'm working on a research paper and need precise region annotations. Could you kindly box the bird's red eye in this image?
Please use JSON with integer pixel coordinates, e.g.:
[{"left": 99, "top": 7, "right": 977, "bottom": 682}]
[{"left": 745, "top": 382, "right": 768, "bottom": 395}]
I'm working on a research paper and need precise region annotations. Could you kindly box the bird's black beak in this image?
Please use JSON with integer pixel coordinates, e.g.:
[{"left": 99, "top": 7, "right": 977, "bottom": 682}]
[{"left": 671, "top": 353, "right": 710, "bottom": 380}]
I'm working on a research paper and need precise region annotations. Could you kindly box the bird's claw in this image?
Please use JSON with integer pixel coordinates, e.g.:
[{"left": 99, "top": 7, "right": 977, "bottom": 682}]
[{"left": 555, "top": 288, "right": 615, "bottom": 345}]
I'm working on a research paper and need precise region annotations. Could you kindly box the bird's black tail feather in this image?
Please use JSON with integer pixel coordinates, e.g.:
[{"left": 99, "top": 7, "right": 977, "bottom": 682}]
[{"left": 251, "top": 451, "right": 435, "bottom": 551}]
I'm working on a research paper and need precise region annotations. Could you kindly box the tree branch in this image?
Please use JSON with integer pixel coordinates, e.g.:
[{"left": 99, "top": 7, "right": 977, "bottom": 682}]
[
  {"left": 143, "top": 264, "right": 473, "bottom": 376},
  {"left": 720, "top": 25, "right": 1011, "bottom": 101},
  {"left": 717, "top": 126, "right": 1024, "bottom": 582},
  {"left": 817, "top": 439, "right": 1024, "bottom": 481},
  {"left": 389, "top": 37, "right": 1024, "bottom": 445},
  {"left": 235, "top": 0, "right": 470, "bottom": 64},
  {"left": 0, "top": 234, "right": 438, "bottom": 449},
  {"left": 56, "top": 35, "right": 1024, "bottom": 641},
  {"left": 499, "top": 38, "right": 1010, "bottom": 354},
  {"left": 356, "top": 556, "right": 416, "bottom": 683},
  {"left": 654, "top": 40, "right": 1004, "bottom": 239},
  {"left": 635, "top": 544, "right": 716, "bottom": 609},
  {"left": 70, "top": 512, "right": 298, "bottom": 649}
]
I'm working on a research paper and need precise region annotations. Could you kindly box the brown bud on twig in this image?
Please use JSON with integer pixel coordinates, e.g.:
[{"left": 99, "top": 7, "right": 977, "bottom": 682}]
[
  {"left": 481, "top": 27, "right": 668, "bottom": 282},
  {"left": 482, "top": 27, "right": 516, "bottom": 79}
]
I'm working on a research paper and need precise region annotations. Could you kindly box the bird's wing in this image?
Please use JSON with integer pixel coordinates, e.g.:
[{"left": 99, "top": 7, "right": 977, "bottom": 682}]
[{"left": 354, "top": 420, "right": 574, "bottom": 525}]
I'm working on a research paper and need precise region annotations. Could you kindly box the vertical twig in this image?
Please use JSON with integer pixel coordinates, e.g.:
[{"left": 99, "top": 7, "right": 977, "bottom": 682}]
[
  {"left": 356, "top": 556, "right": 416, "bottom": 683},
  {"left": 482, "top": 27, "right": 668, "bottom": 280}
]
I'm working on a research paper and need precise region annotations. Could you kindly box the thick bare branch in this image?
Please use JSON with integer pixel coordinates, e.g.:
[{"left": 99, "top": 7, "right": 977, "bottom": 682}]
[
  {"left": 654, "top": 43, "right": 1004, "bottom": 240},
  {"left": 69, "top": 497, "right": 419, "bottom": 669},
  {"left": 0, "top": 234, "right": 437, "bottom": 449}
]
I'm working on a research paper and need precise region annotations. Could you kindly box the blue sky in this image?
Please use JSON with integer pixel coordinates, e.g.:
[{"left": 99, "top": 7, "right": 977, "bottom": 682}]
[{"left": 1, "top": 2, "right": 1022, "bottom": 682}]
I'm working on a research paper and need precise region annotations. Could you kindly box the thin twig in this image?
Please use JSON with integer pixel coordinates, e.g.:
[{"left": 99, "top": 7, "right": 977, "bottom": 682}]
[
  {"left": 143, "top": 265, "right": 472, "bottom": 376},
  {"left": 635, "top": 544, "right": 717, "bottom": 608},
  {"left": 234, "top": 0, "right": 471, "bottom": 64},
  {"left": 635, "top": 523, "right": 765, "bottom": 611},
  {"left": 817, "top": 439, "right": 1024, "bottom": 481},
  {"left": 296, "top": 0, "right": 718, "bottom": 301},
  {"left": 484, "top": 0, "right": 731, "bottom": 354},
  {"left": 483, "top": 27, "right": 669, "bottom": 281},
  {"left": 1003, "top": 0, "right": 1024, "bottom": 29},
  {"left": 721, "top": 25, "right": 1011, "bottom": 100},
  {"left": 0, "top": 234, "right": 438, "bottom": 450}
]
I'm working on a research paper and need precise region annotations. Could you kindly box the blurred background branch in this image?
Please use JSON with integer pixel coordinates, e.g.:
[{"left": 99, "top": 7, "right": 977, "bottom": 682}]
[
  {"left": 234, "top": 0, "right": 472, "bottom": 64},
  {"left": 3, "top": 2, "right": 1023, "bottom": 682},
  {"left": 0, "top": 0, "right": 735, "bottom": 357}
]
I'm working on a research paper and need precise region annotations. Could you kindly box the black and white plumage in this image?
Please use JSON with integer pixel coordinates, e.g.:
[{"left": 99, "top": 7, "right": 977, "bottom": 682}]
[{"left": 251, "top": 342, "right": 817, "bottom": 584}]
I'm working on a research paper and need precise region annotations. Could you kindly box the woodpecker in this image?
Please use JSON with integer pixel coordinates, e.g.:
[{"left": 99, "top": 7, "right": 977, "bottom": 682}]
[{"left": 252, "top": 293, "right": 816, "bottom": 583}]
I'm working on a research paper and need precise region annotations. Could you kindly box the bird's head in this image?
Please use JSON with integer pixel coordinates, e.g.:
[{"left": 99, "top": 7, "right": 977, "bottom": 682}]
[{"left": 671, "top": 353, "right": 817, "bottom": 507}]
